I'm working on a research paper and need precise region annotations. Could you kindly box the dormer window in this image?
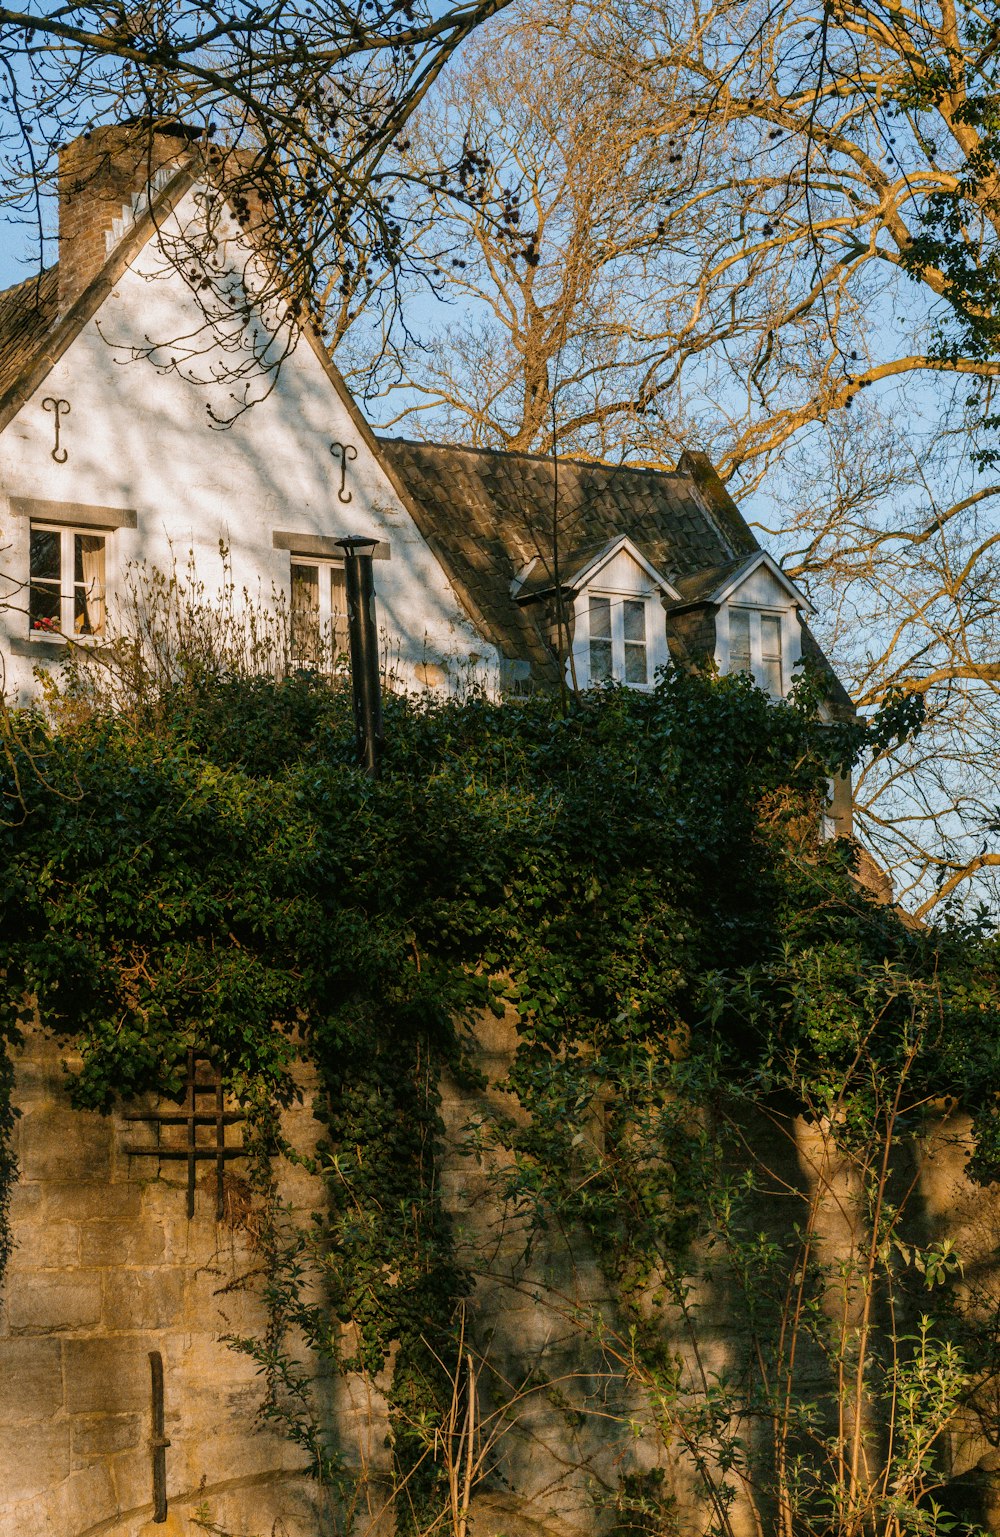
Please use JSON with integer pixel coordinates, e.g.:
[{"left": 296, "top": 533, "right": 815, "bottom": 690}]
[
  {"left": 728, "top": 607, "right": 784, "bottom": 696},
  {"left": 588, "top": 595, "right": 650, "bottom": 685},
  {"left": 678, "top": 553, "right": 813, "bottom": 701},
  {"left": 511, "top": 535, "right": 676, "bottom": 691}
]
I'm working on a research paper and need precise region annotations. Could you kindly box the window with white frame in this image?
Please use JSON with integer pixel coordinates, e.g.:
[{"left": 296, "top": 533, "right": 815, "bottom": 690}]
[
  {"left": 728, "top": 606, "right": 784, "bottom": 696},
  {"left": 290, "top": 559, "right": 349, "bottom": 664},
  {"left": 29, "top": 523, "right": 106, "bottom": 637},
  {"left": 588, "top": 594, "right": 650, "bottom": 686}
]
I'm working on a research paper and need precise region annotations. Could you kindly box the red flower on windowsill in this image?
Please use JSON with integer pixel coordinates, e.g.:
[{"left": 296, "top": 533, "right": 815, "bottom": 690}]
[{"left": 31, "top": 617, "right": 60, "bottom": 633}]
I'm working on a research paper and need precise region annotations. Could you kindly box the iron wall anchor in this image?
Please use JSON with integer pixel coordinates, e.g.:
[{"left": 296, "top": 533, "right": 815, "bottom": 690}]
[{"left": 148, "top": 1350, "right": 170, "bottom": 1522}]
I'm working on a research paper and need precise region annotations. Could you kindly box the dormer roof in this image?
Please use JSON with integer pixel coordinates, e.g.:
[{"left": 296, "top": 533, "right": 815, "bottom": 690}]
[
  {"left": 669, "top": 550, "right": 814, "bottom": 614},
  {"left": 512, "top": 534, "right": 680, "bottom": 602}
]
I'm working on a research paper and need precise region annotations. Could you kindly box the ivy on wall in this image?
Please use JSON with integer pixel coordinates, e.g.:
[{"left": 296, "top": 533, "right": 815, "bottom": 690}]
[{"left": 1, "top": 668, "right": 999, "bottom": 1534}]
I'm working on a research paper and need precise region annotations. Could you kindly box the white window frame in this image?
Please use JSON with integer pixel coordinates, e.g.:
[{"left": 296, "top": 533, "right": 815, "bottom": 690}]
[
  {"left": 573, "top": 588, "right": 669, "bottom": 690},
  {"left": 28, "top": 522, "right": 109, "bottom": 641},
  {"left": 289, "top": 557, "right": 349, "bottom": 665},
  {"left": 717, "top": 602, "right": 799, "bottom": 697}
]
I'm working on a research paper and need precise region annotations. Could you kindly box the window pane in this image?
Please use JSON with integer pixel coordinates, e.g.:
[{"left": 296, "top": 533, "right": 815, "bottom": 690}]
[
  {"left": 624, "top": 644, "right": 647, "bottom": 685},
  {"left": 589, "top": 596, "right": 611, "bottom": 638},
  {"left": 330, "top": 565, "right": 350, "bottom": 658},
  {"left": 761, "top": 615, "right": 782, "bottom": 659},
  {"left": 30, "top": 528, "right": 60, "bottom": 581},
  {"left": 762, "top": 658, "right": 783, "bottom": 696},
  {"left": 623, "top": 601, "right": 648, "bottom": 684},
  {"left": 74, "top": 535, "right": 105, "bottom": 635},
  {"left": 291, "top": 564, "right": 320, "bottom": 659},
  {"left": 30, "top": 582, "right": 60, "bottom": 632},
  {"left": 729, "top": 609, "right": 751, "bottom": 673},
  {"left": 589, "top": 596, "right": 613, "bottom": 681},
  {"left": 590, "top": 640, "right": 613, "bottom": 682},
  {"left": 761, "top": 615, "right": 782, "bottom": 694},
  {"left": 623, "top": 600, "right": 646, "bottom": 643}
]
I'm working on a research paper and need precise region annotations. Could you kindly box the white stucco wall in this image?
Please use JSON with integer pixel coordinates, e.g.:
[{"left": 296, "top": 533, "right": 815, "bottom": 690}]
[{"left": 0, "top": 187, "right": 498, "bottom": 703}]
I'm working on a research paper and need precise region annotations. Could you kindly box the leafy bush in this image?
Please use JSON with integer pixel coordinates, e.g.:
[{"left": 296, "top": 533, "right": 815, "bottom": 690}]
[{"left": 1, "top": 668, "right": 997, "bottom": 1535}]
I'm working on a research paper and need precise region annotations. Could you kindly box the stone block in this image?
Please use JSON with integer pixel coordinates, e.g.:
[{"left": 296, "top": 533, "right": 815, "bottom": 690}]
[
  {"left": 0, "top": 1419, "right": 71, "bottom": 1501},
  {"left": 80, "top": 1219, "right": 165, "bottom": 1267},
  {"left": 8, "top": 1179, "right": 43, "bottom": 1224},
  {"left": 280, "top": 1166, "right": 325, "bottom": 1212},
  {"left": 43, "top": 1180, "right": 143, "bottom": 1224},
  {"left": 103, "top": 1267, "right": 185, "bottom": 1330},
  {"left": 108, "top": 1444, "right": 151, "bottom": 1510},
  {"left": 204, "top": 1279, "right": 268, "bottom": 1338},
  {"left": 191, "top": 1484, "right": 321, "bottom": 1537},
  {"left": 0, "top": 1494, "right": 53, "bottom": 1537},
  {"left": 469, "top": 1007, "right": 519, "bottom": 1062},
  {"left": 0, "top": 1337, "right": 63, "bottom": 1423},
  {"left": 158, "top": 1213, "right": 202, "bottom": 1264},
  {"left": 141, "top": 1179, "right": 211, "bottom": 1232},
  {"left": 71, "top": 1411, "right": 142, "bottom": 1464},
  {"left": 64, "top": 1334, "right": 155, "bottom": 1413},
  {"left": 137, "top": 1516, "right": 187, "bottom": 1537},
  {"left": 12, "top": 1027, "right": 68, "bottom": 1070},
  {"left": 174, "top": 1427, "right": 306, "bottom": 1493},
  {"left": 280, "top": 1099, "right": 323, "bottom": 1144},
  {"left": 19, "top": 1108, "right": 111, "bottom": 1182},
  {"left": 182, "top": 1262, "right": 263, "bottom": 1330},
  {"left": 175, "top": 1332, "right": 259, "bottom": 1395},
  {"left": 49, "top": 1461, "right": 119, "bottom": 1533},
  {"left": 7, "top": 1271, "right": 102, "bottom": 1331},
  {"left": 8, "top": 1059, "right": 62, "bottom": 1107},
  {"left": 6, "top": 1221, "right": 80, "bottom": 1270}
]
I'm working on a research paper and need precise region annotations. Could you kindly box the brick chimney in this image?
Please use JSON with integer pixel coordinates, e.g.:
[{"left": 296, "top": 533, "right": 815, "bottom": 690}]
[{"left": 57, "top": 122, "right": 200, "bottom": 314}]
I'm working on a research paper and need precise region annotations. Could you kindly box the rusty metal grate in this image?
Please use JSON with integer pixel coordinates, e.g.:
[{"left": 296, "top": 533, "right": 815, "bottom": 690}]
[{"left": 123, "top": 1048, "right": 245, "bottom": 1219}]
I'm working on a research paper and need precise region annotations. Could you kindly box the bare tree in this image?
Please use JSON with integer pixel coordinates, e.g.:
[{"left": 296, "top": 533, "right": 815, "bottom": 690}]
[
  {"left": 338, "top": 0, "right": 1000, "bottom": 915},
  {"left": 0, "top": 0, "right": 519, "bottom": 337},
  {"left": 339, "top": 0, "right": 766, "bottom": 459},
  {"left": 349, "top": 0, "right": 1000, "bottom": 462}
]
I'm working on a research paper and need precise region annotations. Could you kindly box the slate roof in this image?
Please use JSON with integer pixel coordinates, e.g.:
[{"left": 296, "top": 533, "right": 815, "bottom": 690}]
[{"left": 0, "top": 267, "right": 58, "bottom": 403}]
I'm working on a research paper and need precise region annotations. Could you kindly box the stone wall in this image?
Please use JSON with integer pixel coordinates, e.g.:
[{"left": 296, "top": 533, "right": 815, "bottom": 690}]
[
  {"left": 0, "top": 1028, "right": 324, "bottom": 1537},
  {"left": 0, "top": 1010, "right": 634, "bottom": 1537},
  {"left": 6, "top": 1011, "right": 1000, "bottom": 1537}
]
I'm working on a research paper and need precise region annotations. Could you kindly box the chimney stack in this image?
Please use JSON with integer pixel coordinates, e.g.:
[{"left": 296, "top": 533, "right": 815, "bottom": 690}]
[{"left": 57, "top": 122, "right": 199, "bottom": 314}]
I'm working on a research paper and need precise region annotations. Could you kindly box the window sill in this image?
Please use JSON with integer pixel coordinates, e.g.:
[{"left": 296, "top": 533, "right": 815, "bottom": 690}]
[{"left": 10, "top": 634, "right": 107, "bottom": 658}]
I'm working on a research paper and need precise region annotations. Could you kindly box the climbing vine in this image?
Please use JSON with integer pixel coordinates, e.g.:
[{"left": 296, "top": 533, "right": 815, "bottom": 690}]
[{"left": 1, "top": 665, "right": 999, "bottom": 1534}]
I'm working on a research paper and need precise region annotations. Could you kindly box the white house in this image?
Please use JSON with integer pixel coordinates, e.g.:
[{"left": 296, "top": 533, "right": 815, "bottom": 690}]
[
  {"left": 0, "top": 123, "right": 852, "bottom": 724},
  {"left": 0, "top": 123, "right": 869, "bottom": 1537}
]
